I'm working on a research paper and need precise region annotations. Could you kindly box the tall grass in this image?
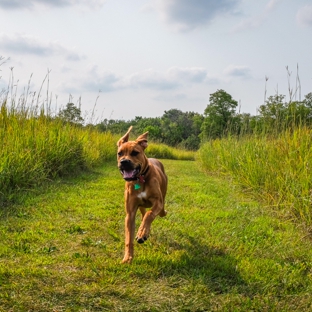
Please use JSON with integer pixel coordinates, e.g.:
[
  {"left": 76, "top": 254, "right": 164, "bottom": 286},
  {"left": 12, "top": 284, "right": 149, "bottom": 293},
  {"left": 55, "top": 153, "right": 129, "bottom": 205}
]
[
  {"left": 0, "top": 98, "right": 193, "bottom": 204},
  {"left": 0, "top": 100, "right": 116, "bottom": 204},
  {"left": 197, "top": 128, "right": 312, "bottom": 226},
  {"left": 147, "top": 142, "right": 195, "bottom": 160}
]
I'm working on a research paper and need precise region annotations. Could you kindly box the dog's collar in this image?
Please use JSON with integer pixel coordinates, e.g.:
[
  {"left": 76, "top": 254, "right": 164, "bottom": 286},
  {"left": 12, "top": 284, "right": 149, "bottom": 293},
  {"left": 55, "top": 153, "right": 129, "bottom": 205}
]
[
  {"left": 138, "top": 165, "right": 149, "bottom": 183},
  {"left": 134, "top": 166, "right": 149, "bottom": 190},
  {"left": 140, "top": 166, "right": 149, "bottom": 177}
]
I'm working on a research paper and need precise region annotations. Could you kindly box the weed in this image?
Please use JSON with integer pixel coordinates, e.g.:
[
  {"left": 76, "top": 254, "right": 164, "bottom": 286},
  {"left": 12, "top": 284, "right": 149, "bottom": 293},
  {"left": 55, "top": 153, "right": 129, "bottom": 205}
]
[{"left": 66, "top": 225, "right": 86, "bottom": 234}]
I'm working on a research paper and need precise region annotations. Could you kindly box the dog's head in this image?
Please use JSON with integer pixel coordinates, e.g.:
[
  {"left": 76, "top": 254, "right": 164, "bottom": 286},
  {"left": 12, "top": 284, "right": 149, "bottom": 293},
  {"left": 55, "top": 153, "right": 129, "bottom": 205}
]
[{"left": 117, "top": 126, "right": 149, "bottom": 181}]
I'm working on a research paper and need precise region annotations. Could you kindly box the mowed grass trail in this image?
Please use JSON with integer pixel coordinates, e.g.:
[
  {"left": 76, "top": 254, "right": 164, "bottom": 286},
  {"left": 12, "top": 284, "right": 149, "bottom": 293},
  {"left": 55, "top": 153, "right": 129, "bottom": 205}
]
[{"left": 1, "top": 160, "right": 312, "bottom": 311}]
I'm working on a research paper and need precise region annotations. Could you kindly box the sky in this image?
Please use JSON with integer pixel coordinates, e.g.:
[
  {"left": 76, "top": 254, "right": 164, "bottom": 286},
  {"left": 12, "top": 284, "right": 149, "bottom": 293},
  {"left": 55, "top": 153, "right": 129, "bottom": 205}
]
[{"left": 0, "top": 0, "right": 311, "bottom": 122}]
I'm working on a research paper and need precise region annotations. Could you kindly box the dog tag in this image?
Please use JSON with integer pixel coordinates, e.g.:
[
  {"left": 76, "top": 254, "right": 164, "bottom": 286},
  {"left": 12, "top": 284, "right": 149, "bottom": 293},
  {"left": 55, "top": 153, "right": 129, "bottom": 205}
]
[{"left": 134, "top": 183, "right": 140, "bottom": 190}]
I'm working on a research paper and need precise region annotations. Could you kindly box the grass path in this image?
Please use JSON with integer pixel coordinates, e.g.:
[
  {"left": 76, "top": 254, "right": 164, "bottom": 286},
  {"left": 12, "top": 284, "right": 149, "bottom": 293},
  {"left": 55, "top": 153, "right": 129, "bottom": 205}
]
[{"left": 1, "top": 160, "right": 312, "bottom": 311}]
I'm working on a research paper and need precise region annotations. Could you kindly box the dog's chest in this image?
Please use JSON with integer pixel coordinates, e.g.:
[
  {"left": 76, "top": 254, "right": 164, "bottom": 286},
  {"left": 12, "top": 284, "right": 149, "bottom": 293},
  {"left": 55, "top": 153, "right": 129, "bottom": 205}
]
[
  {"left": 137, "top": 191, "right": 147, "bottom": 200},
  {"left": 136, "top": 190, "right": 153, "bottom": 207}
]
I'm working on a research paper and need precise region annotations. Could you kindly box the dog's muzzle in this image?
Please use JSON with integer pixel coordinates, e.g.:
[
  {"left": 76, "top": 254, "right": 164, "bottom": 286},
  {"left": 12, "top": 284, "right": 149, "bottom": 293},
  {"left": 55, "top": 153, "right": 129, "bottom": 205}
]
[{"left": 119, "top": 159, "right": 141, "bottom": 181}]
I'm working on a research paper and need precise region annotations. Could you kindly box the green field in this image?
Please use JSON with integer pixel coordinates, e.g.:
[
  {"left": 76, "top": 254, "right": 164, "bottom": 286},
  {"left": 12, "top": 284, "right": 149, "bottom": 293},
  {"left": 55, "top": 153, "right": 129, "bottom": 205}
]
[
  {"left": 1, "top": 97, "right": 312, "bottom": 311},
  {"left": 1, "top": 159, "right": 312, "bottom": 311}
]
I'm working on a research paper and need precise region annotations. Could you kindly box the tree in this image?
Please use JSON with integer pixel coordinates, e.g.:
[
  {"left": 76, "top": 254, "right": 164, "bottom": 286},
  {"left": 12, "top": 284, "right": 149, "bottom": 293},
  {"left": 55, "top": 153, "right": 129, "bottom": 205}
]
[
  {"left": 133, "top": 116, "right": 162, "bottom": 140},
  {"left": 97, "top": 119, "right": 131, "bottom": 134},
  {"left": 303, "top": 92, "right": 312, "bottom": 109},
  {"left": 58, "top": 103, "right": 84, "bottom": 125},
  {"left": 201, "top": 89, "right": 238, "bottom": 140},
  {"left": 160, "top": 109, "right": 203, "bottom": 149}
]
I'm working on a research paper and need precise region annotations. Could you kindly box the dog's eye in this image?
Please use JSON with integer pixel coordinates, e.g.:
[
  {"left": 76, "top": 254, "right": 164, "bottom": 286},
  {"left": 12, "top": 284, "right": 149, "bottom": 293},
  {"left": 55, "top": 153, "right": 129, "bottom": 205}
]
[
  {"left": 130, "top": 151, "right": 139, "bottom": 156},
  {"left": 117, "top": 152, "right": 123, "bottom": 157}
]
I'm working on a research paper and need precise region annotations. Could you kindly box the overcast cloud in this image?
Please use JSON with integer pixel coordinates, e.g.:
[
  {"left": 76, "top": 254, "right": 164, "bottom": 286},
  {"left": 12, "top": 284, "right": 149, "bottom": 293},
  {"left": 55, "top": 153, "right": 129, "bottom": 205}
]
[
  {"left": 66, "top": 67, "right": 214, "bottom": 94},
  {"left": 0, "top": 33, "right": 83, "bottom": 60},
  {"left": 232, "top": 0, "right": 282, "bottom": 32},
  {"left": 224, "top": 65, "right": 251, "bottom": 78},
  {"left": 152, "top": 0, "right": 240, "bottom": 31},
  {"left": 296, "top": 5, "right": 312, "bottom": 27},
  {"left": 0, "top": 0, "right": 311, "bottom": 119},
  {"left": 0, "top": 0, "right": 105, "bottom": 10}
]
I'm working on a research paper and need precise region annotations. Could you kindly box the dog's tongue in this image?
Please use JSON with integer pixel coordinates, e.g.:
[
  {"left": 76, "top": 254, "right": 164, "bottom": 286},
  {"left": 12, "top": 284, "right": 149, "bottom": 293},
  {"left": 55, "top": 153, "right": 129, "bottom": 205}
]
[{"left": 123, "top": 170, "right": 136, "bottom": 179}]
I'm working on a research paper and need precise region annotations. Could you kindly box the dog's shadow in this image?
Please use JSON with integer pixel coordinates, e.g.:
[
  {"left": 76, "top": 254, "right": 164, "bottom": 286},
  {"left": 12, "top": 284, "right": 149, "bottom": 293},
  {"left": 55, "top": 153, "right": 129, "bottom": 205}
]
[{"left": 137, "top": 232, "right": 247, "bottom": 295}]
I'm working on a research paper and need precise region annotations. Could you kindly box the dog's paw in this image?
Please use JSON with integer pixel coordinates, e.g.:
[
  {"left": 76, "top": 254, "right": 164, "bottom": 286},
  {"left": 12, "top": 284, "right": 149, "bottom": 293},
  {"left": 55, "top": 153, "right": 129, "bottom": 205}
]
[
  {"left": 136, "top": 236, "right": 148, "bottom": 244},
  {"left": 121, "top": 256, "right": 133, "bottom": 264},
  {"left": 159, "top": 209, "right": 167, "bottom": 217}
]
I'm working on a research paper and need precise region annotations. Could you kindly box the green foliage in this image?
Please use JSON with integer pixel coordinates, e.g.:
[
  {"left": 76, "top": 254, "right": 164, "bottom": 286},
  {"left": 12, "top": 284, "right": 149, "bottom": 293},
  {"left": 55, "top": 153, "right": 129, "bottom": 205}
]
[
  {"left": 0, "top": 93, "right": 193, "bottom": 204},
  {"left": 133, "top": 116, "right": 162, "bottom": 139},
  {"left": 146, "top": 143, "right": 195, "bottom": 160},
  {"left": 197, "top": 128, "right": 312, "bottom": 226},
  {"left": 201, "top": 89, "right": 238, "bottom": 140},
  {"left": 97, "top": 109, "right": 203, "bottom": 150},
  {"left": 160, "top": 109, "right": 203, "bottom": 150},
  {"left": 95, "top": 89, "right": 312, "bottom": 148},
  {"left": 96, "top": 118, "right": 130, "bottom": 134},
  {"left": 258, "top": 93, "right": 312, "bottom": 132},
  {"left": 233, "top": 93, "right": 312, "bottom": 137},
  {"left": 0, "top": 101, "right": 116, "bottom": 204},
  {"left": 57, "top": 102, "right": 84, "bottom": 125}
]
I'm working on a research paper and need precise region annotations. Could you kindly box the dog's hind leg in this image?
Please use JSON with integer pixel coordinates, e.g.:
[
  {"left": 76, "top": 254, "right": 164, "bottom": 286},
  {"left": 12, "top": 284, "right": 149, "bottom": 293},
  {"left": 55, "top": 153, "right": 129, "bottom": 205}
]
[{"left": 158, "top": 207, "right": 167, "bottom": 217}]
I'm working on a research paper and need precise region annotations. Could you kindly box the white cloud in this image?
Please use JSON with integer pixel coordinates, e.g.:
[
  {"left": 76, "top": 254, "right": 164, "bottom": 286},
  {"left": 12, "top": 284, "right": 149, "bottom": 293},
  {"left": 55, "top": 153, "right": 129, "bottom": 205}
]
[
  {"left": 168, "top": 67, "right": 208, "bottom": 83},
  {"left": 62, "top": 66, "right": 120, "bottom": 93},
  {"left": 121, "top": 68, "right": 180, "bottom": 90},
  {"left": 265, "top": 0, "right": 282, "bottom": 11},
  {"left": 0, "top": 33, "right": 84, "bottom": 61},
  {"left": 85, "top": 66, "right": 121, "bottom": 92},
  {"left": 125, "top": 67, "right": 217, "bottom": 90},
  {"left": 0, "top": 0, "right": 105, "bottom": 10},
  {"left": 224, "top": 65, "right": 251, "bottom": 78},
  {"left": 64, "top": 66, "right": 215, "bottom": 93},
  {"left": 296, "top": 5, "right": 312, "bottom": 27},
  {"left": 123, "top": 67, "right": 211, "bottom": 90},
  {"left": 151, "top": 0, "right": 240, "bottom": 31},
  {"left": 232, "top": 0, "right": 281, "bottom": 32}
]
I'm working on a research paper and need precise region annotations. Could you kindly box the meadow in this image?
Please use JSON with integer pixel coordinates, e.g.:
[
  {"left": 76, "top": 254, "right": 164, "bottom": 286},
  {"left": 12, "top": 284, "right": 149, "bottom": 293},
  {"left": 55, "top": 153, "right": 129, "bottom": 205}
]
[
  {"left": 1, "top": 91, "right": 312, "bottom": 310},
  {"left": 1, "top": 159, "right": 312, "bottom": 311},
  {"left": 0, "top": 100, "right": 194, "bottom": 205},
  {"left": 197, "top": 128, "right": 312, "bottom": 228}
]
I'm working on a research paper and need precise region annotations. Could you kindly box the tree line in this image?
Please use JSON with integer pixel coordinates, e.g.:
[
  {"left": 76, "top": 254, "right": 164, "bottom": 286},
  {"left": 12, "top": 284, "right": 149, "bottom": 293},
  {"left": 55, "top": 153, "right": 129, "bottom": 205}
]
[{"left": 59, "top": 89, "right": 312, "bottom": 150}]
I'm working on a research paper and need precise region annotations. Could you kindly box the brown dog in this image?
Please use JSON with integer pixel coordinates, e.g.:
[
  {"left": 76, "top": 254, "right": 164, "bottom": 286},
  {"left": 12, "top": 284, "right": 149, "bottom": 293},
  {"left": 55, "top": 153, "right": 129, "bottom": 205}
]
[{"left": 117, "top": 126, "right": 167, "bottom": 264}]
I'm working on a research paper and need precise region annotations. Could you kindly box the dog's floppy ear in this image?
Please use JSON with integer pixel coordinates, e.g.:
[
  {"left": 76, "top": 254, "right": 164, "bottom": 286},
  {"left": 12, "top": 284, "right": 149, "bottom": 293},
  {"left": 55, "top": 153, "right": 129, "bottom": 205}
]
[
  {"left": 117, "top": 126, "right": 133, "bottom": 147},
  {"left": 135, "top": 131, "right": 148, "bottom": 149}
]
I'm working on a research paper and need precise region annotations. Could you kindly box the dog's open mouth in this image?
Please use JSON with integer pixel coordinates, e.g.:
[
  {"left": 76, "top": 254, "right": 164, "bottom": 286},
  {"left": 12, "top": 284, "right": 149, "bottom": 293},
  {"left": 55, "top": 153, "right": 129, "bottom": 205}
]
[{"left": 120, "top": 167, "right": 140, "bottom": 181}]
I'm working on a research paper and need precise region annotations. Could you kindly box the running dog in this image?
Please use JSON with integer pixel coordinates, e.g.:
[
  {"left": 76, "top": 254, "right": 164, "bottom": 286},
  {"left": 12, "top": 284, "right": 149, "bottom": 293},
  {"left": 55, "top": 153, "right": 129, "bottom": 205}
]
[{"left": 117, "top": 126, "right": 167, "bottom": 263}]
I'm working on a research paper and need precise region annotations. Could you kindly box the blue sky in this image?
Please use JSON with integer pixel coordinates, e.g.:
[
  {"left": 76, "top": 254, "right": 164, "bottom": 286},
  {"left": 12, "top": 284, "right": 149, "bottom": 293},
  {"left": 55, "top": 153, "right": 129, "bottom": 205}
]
[{"left": 0, "top": 0, "right": 311, "bottom": 122}]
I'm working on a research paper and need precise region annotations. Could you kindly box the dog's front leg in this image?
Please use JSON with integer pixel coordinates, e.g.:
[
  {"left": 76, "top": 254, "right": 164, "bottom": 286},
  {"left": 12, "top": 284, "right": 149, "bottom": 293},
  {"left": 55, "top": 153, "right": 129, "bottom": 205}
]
[
  {"left": 122, "top": 210, "right": 136, "bottom": 264},
  {"left": 136, "top": 200, "right": 163, "bottom": 243}
]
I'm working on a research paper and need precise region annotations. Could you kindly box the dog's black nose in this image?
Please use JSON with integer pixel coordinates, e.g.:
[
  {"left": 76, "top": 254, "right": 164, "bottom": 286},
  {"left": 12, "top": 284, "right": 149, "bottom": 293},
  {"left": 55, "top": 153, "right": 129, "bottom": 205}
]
[{"left": 120, "top": 159, "right": 131, "bottom": 164}]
